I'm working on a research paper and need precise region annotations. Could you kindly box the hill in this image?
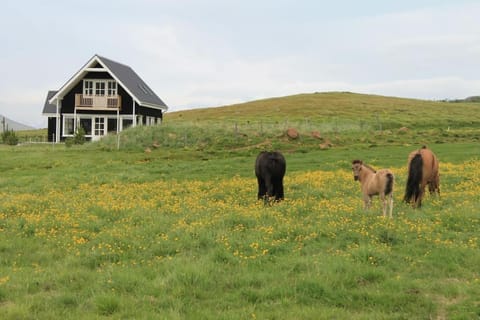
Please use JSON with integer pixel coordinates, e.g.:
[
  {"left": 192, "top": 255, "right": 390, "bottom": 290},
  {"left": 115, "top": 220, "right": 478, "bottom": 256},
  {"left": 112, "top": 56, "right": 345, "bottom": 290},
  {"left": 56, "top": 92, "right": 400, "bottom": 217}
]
[
  {"left": 1, "top": 114, "right": 35, "bottom": 131},
  {"left": 95, "top": 91, "right": 480, "bottom": 154},
  {"left": 165, "top": 91, "right": 480, "bottom": 128}
]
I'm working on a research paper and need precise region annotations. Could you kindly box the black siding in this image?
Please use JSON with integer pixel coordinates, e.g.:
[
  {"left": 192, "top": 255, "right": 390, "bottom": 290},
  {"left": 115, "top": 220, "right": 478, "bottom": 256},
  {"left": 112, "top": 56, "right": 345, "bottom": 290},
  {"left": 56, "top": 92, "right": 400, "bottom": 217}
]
[{"left": 47, "top": 117, "right": 56, "bottom": 142}]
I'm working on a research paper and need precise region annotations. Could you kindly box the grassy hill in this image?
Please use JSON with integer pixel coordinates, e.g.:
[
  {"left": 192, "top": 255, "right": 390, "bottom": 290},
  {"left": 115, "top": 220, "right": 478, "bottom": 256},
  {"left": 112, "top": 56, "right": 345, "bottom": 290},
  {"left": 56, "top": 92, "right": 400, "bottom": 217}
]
[
  {"left": 165, "top": 91, "right": 479, "bottom": 127},
  {"left": 96, "top": 92, "right": 480, "bottom": 154}
]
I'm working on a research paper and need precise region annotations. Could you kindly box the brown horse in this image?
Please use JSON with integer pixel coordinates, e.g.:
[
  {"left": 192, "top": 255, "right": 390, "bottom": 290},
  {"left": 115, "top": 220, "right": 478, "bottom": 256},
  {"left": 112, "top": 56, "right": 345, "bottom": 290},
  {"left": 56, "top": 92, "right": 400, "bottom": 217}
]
[
  {"left": 352, "top": 160, "right": 395, "bottom": 217},
  {"left": 404, "top": 146, "right": 439, "bottom": 208}
]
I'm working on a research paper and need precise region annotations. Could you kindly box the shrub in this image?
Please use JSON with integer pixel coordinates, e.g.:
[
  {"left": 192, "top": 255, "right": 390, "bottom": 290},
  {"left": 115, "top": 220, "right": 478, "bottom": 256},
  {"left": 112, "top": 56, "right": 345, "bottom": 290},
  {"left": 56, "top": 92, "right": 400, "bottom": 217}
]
[
  {"left": 1, "top": 130, "right": 19, "bottom": 145},
  {"left": 66, "top": 127, "right": 86, "bottom": 147},
  {"left": 74, "top": 127, "right": 86, "bottom": 145}
]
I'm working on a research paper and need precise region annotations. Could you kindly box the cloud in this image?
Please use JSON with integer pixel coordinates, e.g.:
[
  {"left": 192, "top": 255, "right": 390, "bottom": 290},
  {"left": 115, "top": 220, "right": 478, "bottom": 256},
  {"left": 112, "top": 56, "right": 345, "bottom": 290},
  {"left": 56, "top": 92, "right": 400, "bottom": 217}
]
[{"left": 2, "top": 1, "right": 480, "bottom": 125}]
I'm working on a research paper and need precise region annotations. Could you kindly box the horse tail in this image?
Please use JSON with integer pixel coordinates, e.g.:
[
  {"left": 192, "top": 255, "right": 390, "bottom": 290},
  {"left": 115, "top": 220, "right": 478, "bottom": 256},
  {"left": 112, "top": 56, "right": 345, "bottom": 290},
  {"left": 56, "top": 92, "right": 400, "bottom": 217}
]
[
  {"left": 385, "top": 172, "right": 394, "bottom": 196},
  {"left": 404, "top": 153, "right": 423, "bottom": 203}
]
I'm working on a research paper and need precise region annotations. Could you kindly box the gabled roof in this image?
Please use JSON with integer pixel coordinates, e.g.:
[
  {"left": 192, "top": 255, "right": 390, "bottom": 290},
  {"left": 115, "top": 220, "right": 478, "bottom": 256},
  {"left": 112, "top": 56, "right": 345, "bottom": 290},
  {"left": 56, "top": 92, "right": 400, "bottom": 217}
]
[
  {"left": 42, "top": 90, "right": 58, "bottom": 115},
  {"left": 48, "top": 55, "right": 168, "bottom": 110}
]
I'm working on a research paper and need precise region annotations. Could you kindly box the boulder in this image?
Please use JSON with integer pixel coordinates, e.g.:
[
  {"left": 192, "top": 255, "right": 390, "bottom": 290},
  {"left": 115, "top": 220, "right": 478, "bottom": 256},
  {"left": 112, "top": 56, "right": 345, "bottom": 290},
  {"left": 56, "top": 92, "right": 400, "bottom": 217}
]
[
  {"left": 311, "top": 131, "right": 322, "bottom": 139},
  {"left": 286, "top": 128, "right": 299, "bottom": 139}
]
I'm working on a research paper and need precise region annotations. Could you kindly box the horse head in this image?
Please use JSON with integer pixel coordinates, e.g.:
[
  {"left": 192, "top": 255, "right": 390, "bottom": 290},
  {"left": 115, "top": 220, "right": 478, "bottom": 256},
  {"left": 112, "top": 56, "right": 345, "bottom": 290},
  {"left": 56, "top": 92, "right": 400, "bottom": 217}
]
[{"left": 352, "top": 160, "right": 363, "bottom": 181}]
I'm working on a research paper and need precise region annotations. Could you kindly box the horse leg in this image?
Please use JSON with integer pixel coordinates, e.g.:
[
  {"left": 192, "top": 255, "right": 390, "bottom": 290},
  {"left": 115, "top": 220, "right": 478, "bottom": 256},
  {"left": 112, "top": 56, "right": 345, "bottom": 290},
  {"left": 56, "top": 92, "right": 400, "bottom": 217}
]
[
  {"left": 273, "top": 178, "right": 284, "bottom": 201},
  {"left": 430, "top": 175, "right": 440, "bottom": 198},
  {"left": 380, "top": 193, "right": 387, "bottom": 217},
  {"left": 363, "top": 195, "right": 371, "bottom": 210},
  {"left": 416, "top": 183, "right": 426, "bottom": 208},
  {"left": 257, "top": 177, "right": 266, "bottom": 200},
  {"left": 388, "top": 193, "right": 394, "bottom": 218},
  {"left": 264, "top": 174, "right": 274, "bottom": 204}
]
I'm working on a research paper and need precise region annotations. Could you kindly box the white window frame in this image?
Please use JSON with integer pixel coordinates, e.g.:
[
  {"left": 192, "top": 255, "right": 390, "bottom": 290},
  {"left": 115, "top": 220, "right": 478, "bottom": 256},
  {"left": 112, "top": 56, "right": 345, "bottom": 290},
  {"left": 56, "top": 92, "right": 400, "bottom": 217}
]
[
  {"left": 94, "top": 117, "right": 106, "bottom": 136},
  {"left": 76, "top": 117, "right": 93, "bottom": 137},
  {"left": 107, "top": 81, "right": 117, "bottom": 96},
  {"left": 83, "top": 79, "right": 116, "bottom": 97},
  {"left": 62, "top": 114, "right": 135, "bottom": 138},
  {"left": 63, "top": 116, "right": 75, "bottom": 136},
  {"left": 95, "top": 82, "right": 105, "bottom": 96},
  {"left": 83, "top": 80, "right": 93, "bottom": 96}
]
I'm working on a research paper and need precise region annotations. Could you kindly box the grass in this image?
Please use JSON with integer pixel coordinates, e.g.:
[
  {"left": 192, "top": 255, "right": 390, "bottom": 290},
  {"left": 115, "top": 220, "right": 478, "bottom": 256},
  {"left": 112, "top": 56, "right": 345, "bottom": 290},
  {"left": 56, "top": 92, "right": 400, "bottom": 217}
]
[{"left": 0, "top": 92, "right": 480, "bottom": 319}]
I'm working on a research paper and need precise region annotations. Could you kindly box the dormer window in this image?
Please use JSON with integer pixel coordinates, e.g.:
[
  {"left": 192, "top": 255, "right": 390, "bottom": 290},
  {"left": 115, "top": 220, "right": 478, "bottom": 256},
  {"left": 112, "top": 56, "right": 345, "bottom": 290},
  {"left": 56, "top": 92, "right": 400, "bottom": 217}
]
[{"left": 83, "top": 80, "right": 117, "bottom": 96}]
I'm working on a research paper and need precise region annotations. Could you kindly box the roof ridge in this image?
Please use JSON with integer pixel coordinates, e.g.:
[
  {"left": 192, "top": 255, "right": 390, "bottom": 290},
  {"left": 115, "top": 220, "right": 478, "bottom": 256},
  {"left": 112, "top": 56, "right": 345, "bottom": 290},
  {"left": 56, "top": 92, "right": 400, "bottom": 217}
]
[{"left": 95, "top": 54, "right": 132, "bottom": 69}]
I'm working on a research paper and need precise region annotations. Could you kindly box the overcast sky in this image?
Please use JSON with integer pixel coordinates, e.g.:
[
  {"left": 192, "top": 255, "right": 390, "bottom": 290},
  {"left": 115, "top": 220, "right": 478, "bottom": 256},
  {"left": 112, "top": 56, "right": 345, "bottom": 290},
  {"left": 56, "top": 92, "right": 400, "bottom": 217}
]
[{"left": 1, "top": 0, "right": 479, "bottom": 128}]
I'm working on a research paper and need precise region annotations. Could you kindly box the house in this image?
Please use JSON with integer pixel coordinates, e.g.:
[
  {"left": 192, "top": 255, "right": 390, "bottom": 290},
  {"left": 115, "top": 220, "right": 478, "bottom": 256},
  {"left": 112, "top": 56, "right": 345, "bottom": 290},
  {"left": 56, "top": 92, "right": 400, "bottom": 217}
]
[{"left": 42, "top": 54, "right": 168, "bottom": 142}]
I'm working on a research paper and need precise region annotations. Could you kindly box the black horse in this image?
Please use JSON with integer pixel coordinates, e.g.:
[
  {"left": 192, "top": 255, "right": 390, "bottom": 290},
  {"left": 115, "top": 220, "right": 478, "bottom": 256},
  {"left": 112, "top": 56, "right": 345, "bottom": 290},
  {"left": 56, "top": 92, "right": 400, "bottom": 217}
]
[{"left": 255, "top": 151, "right": 286, "bottom": 202}]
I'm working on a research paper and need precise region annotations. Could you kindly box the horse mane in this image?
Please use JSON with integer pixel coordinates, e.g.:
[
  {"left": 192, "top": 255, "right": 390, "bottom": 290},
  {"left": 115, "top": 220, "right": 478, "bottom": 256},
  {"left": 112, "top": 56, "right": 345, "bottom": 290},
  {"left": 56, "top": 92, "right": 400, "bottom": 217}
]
[{"left": 363, "top": 163, "right": 377, "bottom": 173}]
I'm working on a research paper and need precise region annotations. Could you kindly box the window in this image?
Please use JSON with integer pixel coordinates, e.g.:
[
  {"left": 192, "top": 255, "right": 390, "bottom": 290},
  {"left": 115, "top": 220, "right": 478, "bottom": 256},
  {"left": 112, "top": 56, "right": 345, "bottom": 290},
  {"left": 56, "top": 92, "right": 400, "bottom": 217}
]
[
  {"left": 95, "top": 82, "right": 105, "bottom": 96},
  {"left": 107, "top": 118, "right": 117, "bottom": 133},
  {"left": 83, "top": 81, "right": 93, "bottom": 96},
  {"left": 107, "top": 81, "right": 117, "bottom": 96},
  {"left": 122, "top": 119, "right": 133, "bottom": 130},
  {"left": 84, "top": 80, "right": 117, "bottom": 97},
  {"left": 79, "top": 118, "right": 92, "bottom": 136},
  {"left": 64, "top": 117, "right": 75, "bottom": 135},
  {"left": 94, "top": 117, "right": 105, "bottom": 136}
]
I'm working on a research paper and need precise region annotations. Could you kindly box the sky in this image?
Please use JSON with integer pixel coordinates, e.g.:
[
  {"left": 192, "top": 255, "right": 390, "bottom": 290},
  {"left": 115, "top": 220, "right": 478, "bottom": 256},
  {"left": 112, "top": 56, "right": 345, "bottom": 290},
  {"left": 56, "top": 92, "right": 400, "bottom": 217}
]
[{"left": 1, "top": 0, "right": 480, "bottom": 128}]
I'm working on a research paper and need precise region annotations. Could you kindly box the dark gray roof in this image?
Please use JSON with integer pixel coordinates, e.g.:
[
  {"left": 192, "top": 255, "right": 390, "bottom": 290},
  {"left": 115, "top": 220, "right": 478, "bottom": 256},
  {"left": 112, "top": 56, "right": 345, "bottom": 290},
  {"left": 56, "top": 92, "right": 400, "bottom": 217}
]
[
  {"left": 47, "top": 55, "right": 167, "bottom": 110},
  {"left": 97, "top": 55, "right": 167, "bottom": 109},
  {"left": 42, "top": 90, "right": 58, "bottom": 114}
]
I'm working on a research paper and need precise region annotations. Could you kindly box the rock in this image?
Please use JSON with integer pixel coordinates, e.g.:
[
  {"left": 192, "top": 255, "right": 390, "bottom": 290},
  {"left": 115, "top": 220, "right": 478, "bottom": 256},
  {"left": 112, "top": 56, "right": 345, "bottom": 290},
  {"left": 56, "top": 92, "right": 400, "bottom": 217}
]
[
  {"left": 311, "top": 131, "right": 322, "bottom": 139},
  {"left": 286, "top": 128, "right": 299, "bottom": 139},
  {"left": 319, "top": 139, "right": 333, "bottom": 150}
]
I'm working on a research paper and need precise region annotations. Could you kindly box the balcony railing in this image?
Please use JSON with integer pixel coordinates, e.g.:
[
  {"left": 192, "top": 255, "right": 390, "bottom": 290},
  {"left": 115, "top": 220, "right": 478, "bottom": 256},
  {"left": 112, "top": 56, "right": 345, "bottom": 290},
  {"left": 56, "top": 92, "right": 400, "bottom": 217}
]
[{"left": 75, "top": 94, "right": 121, "bottom": 110}]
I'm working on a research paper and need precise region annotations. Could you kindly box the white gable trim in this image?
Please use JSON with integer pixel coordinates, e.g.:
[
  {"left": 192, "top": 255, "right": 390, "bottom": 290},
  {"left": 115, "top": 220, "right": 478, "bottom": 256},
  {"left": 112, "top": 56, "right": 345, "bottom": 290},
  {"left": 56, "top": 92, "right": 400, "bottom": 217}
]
[
  {"left": 49, "top": 55, "right": 100, "bottom": 105},
  {"left": 48, "top": 55, "right": 144, "bottom": 107}
]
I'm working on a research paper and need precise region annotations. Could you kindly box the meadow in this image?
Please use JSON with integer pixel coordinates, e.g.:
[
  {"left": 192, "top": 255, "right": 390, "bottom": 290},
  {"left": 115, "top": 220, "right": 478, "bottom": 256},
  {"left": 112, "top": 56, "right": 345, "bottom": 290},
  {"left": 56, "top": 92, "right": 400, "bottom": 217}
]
[{"left": 1, "top": 92, "right": 480, "bottom": 319}]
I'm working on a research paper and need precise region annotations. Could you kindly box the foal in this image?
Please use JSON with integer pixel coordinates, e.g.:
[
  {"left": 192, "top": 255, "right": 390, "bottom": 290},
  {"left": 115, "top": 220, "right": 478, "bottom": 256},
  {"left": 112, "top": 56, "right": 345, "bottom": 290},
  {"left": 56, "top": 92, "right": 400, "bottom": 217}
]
[{"left": 352, "top": 160, "right": 395, "bottom": 217}]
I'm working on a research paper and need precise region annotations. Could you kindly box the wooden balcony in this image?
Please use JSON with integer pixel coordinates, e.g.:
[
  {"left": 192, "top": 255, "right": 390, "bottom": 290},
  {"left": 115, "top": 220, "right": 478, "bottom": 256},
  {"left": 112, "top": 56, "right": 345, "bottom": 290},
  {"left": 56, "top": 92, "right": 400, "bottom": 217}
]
[{"left": 75, "top": 94, "right": 121, "bottom": 110}]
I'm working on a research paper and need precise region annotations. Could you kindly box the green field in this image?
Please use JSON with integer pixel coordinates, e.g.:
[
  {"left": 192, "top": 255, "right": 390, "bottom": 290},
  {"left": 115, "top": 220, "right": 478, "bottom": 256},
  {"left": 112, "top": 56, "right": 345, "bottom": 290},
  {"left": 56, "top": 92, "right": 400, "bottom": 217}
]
[{"left": 1, "top": 92, "right": 479, "bottom": 319}]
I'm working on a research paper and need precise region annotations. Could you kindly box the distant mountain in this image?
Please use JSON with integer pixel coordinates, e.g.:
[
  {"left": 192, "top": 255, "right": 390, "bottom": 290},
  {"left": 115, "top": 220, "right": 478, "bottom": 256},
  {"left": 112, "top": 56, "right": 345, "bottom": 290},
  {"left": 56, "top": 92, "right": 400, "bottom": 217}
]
[{"left": 0, "top": 115, "right": 36, "bottom": 131}]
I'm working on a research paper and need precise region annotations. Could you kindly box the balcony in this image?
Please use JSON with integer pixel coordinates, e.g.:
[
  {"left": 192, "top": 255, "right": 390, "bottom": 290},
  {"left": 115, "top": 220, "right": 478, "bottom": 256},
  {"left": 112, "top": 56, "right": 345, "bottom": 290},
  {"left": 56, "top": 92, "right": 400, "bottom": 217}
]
[{"left": 75, "top": 94, "right": 122, "bottom": 110}]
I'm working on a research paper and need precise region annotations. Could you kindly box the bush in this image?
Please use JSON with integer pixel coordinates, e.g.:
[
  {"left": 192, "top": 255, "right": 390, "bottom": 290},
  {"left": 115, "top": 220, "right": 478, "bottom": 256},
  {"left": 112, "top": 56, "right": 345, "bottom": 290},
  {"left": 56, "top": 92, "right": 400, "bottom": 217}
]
[
  {"left": 65, "top": 127, "right": 86, "bottom": 147},
  {"left": 1, "top": 130, "right": 19, "bottom": 145}
]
